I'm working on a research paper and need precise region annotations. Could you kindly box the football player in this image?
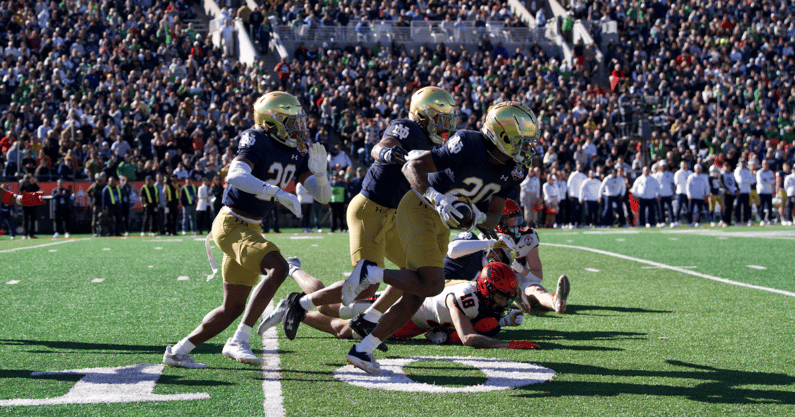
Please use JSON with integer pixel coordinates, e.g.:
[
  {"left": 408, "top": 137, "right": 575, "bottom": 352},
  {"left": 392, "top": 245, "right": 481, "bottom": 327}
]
[
  {"left": 513, "top": 227, "right": 570, "bottom": 314},
  {"left": 0, "top": 186, "right": 45, "bottom": 206},
  {"left": 262, "top": 261, "right": 539, "bottom": 350},
  {"left": 163, "top": 92, "right": 331, "bottom": 369},
  {"left": 342, "top": 101, "right": 538, "bottom": 374},
  {"left": 278, "top": 87, "right": 459, "bottom": 347}
]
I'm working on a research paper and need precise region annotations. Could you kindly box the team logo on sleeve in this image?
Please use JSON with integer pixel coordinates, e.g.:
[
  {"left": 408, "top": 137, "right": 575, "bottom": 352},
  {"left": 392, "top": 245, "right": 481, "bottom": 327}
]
[
  {"left": 447, "top": 136, "right": 462, "bottom": 154},
  {"left": 387, "top": 124, "right": 410, "bottom": 139}
]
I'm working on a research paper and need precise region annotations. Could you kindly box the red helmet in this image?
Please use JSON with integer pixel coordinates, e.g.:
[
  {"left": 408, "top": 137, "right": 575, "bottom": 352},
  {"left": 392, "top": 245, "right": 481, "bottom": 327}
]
[
  {"left": 496, "top": 199, "right": 522, "bottom": 240},
  {"left": 476, "top": 262, "right": 519, "bottom": 313}
]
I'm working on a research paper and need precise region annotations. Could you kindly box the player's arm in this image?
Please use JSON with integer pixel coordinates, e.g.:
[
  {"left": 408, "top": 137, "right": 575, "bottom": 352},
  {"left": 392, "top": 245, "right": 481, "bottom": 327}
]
[
  {"left": 298, "top": 143, "right": 331, "bottom": 204},
  {"left": 227, "top": 155, "right": 302, "bottom": 216},
  {"left": 516, "top": 246, "right": 543, "bottom": 281},
  {"left": 480, "top": 195, "right": 506, "bottom": 231},
  {"left": 372, "top": 136, "right": 408, "bottom": 164},
  {"left": 1, "top": 186, "right": 45, "bottom": 206},
  {"left": 402, "top": 150, "right": 436, "bottom": 193},
  {"left": 446, "top": 294, "right": 509, "bottom": 349}
]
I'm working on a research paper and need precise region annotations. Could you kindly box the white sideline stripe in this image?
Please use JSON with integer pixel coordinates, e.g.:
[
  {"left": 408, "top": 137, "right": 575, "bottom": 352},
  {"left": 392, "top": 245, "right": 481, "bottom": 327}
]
[
  {"left": 0, "top": 238, "right": 89, "bottom": 253},
  {"left": 289, "top": 236, "right": 324, "bottom": 240},
  {"left": 642, "top": 266, "right": 697, "bottom": 269},
  {"left": 261, "top": 300, "right": 284, "bottom": 417},
  {"left": 544, "top": 243, "right": 795, "bottom": 298},
  {"left": 49, "top": 249, "right": 57, "bottom": 252}
]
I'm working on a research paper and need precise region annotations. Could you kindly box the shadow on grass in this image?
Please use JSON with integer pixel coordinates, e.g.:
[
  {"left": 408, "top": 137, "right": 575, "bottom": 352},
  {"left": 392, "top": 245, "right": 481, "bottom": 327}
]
[
  {"left": 517, "top": 360, "right": 795, "bottom": 405},
  {"left": 563, "top": 305, "right": 673, "bottom": 315},
  {"left": 0, "top": 339, "right": 172, "bottom": 354}
]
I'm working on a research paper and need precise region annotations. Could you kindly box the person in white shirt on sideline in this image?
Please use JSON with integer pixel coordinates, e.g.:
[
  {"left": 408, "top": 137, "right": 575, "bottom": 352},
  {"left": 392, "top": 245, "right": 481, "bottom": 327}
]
[
  {"left": 686, "top": 164, "right": 710, "bottom": 226},
  {"left": 755, "top": 159, "right": 776, "bottom": 226},
  {"left": 673, "top": 161, "right": 692, "bottom": 226},
  {"left": 578, "top": 170, "right": 601, "bottom": 227},
  {"left": 196, "top": 177, "right": 212, "bottom": 235},
  {"left": 783, "top": 169, "right": 795, "bottom": 226},
  {"left": 520, "top": 167, "right": 541, "bottom": 228},
  {"left": 555, "top": 169, "right": 569, "bottom": 228},
  {"left": 599, "top": 167, "right": 626, "bottom": 227},
  {"left": 734, "top": 157, "right": 755, "bottom": 226},
  {"left": 631, "top": 166, "right": 660, "bottom": 227},
  {"left": 567, "top": 162, "right": 587, "bottom": 229},
  {"left": 543, "top": 171, "right": 561, "bottom": 228},
  {"left": 654, "top": 161, "right": 675, "bottom": 227},
  {"left": 719, "top": 163, "right": 737, "bottom": 227}
]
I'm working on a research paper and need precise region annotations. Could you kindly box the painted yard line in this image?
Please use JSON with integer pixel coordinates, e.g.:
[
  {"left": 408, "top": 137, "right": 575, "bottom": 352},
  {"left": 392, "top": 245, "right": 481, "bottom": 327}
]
[
  {"left": 91, "top": 279, "right": 104, "bottom": 283},
  {"left": 584, "top": 268, "right": 600, "bottom": 272},
  {"left": 543, "top": 243, "right": 795, "bottom": 298},
  {"left": 746, "top": 265, "right": 767, "bottom": 270},
  {"left": 0, "top": 238, "right": 89, "bottom": 253},
  {"left": 6, "top": 280, "right": 19, "bottom": 285},
  {"left": 642, "top": 265, "right": 697, "bottom": 269},
  {"left": 261, "top": 300, "right": 284, "bottom": 417},
  {"left": 288, "top": 236, "right": 324, "bottom": 240},
  {"left": 582, "top": 230, "right": 639, "bottom": 235},
  {"left": 143, "top": 239, "right": 183, "bottom": 242},
  {"left": 177, "top": 276, "right": 190, "bottom": 281}
]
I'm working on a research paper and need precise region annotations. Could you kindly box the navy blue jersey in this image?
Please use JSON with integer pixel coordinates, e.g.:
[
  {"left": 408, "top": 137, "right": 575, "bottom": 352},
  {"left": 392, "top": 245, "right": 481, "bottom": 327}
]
[
  {"left": 223, "top": 127, "right": 310, "bottom": 217},
  {"left": 429, "top": 130, "right": 525, "bottom": 209},
  {"left": 360, "top": 118, "right": 435, "bottom": 208},
  {"left": 443, "top": 232, "right": 483, "bottom": 282}
]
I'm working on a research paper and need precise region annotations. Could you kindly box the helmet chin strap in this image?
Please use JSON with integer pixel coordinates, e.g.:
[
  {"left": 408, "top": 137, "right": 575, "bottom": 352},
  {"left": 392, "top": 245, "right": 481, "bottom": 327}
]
[{"left": 486, "top": 148, "right": 510, "bottom": 165}]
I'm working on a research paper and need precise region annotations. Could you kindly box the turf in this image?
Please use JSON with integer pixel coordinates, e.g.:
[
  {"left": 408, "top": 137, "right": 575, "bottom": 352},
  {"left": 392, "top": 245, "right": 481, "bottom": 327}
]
[{"left": 0, "top": 227, "right": 793, "bottom": 416}]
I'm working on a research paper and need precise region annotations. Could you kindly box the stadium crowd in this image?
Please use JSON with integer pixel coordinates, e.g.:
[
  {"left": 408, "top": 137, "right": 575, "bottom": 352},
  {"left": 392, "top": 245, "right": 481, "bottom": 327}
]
[{"left": 1, "top": 0, "right": 795, "bottom": 237}]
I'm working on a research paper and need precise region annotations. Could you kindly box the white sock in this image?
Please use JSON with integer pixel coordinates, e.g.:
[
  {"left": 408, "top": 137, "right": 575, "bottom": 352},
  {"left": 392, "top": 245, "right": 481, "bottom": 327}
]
[
  {"left": 172, "top": 338, "right": 195, "bottom": 355},
  {"left": 233, "top": 324, "right": 252, "bottom": 342},
  {"left": 368, "top": 265, "right": 384, "bottom": 283},
  {"left": 357, "top": 334, "right": 382, "bottom": 355},
  {"left": 299, "top": 295, "right": 315, "bottom": 311},
  {"left": 362, "top": 307, "right": 382, "bottom": 323}
]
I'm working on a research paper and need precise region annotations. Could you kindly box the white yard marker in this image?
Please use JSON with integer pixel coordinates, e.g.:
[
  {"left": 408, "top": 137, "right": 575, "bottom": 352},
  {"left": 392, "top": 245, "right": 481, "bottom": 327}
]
[
  {"left": 103, "top": 248, "right": 111, "bottom": 251},
  {"left": 717, "top": 237, "right": 728, "bottom": 240},
  {"left": 91, "top": 279, "right": 104, "bottom": 283},
  {"left": 343, "top": 272, "right": 351, "bottom": 277},
  {"left": 642, "top": 266, "right": 697, "bottom": 269},
  {"left": 584, "top": 268, "right": 600, "bottom": 272},
  {"left": 6, "top": 280, "right": 19, "bottom": 285},
  {"left": 177, "top": 276, "right": 189, "bottom": 281},
  {"left": 616, "top": 239, "right": 625, "bottom": 242},
  {"left": 154, "top": 247, "right": 162, "bottom": 250},
  {"left": 669, "top": 238, "right": 678, "bottom": 241},
  {"left": 311, "top": 244, "right": 318, "bottom": 247},
  {"left": 544, "top": 243, "right": 795, "bottom": 298},
  {"left": 746, "top": 265, "right": 767, "bottom": 270},
  {"left": 49, "top": 249, "right": 57, "bottom": 252},
  {"left": 261, "top": 300, "right": 284, "bottom": 417},
  {"left": 289, "top": 236, "right": 324, "bottom": 240},
  {"left": 148, "top": 266, "right": 154, "bottom": 268}
]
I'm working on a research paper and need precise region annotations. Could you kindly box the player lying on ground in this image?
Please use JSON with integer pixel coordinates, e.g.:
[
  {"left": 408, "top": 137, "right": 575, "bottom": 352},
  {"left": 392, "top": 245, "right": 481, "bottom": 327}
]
[{"left": 261, "top": 259, "right": 539, "bottom": 350}]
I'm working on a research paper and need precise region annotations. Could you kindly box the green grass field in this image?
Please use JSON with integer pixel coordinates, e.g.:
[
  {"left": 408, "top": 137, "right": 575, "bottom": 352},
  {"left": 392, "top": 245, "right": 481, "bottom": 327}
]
[{"left": 1, "top": 227, "right": 794, "bottom": 416}]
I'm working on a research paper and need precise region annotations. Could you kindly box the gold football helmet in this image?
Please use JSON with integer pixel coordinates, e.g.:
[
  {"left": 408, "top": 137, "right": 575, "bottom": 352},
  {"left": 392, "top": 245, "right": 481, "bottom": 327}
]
[
  {"left": 408, "top": 86, "right": 459, "bottom": 144},
  {"left": 254, "top": 92, "right": 309, "bottom": 152},
  {"left": 481, "top": 101, "right": 539, "bottom": 168}
]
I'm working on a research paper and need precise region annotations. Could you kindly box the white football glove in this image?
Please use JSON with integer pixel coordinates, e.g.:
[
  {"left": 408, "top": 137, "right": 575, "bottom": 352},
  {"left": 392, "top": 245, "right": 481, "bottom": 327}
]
[
  {"left": 274, "top": 189, "right": 302, "bottom": 218},
  {"left": 423, "top": 187, "right": 463, "bottom": 228},
  {"left": 467, "top": 205, "right": 487, "bottom": 232},
  {"left": 499, "top": 310, "right": 524, "bottom": 327},
  {"left": 307, "top": 142, "right": 328, "bottom": 176}
]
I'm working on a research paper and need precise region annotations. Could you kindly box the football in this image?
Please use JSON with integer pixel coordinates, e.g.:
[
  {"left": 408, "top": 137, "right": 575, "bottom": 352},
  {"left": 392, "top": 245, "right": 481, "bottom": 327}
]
[{"left": 452, "top": 200, "right": 474, "bottom": 230}]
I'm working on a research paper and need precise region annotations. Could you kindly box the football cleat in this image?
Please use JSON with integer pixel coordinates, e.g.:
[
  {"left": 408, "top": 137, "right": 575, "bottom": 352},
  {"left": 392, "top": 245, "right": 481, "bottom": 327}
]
[
  {"left": 349, "top": 313, "right": 388, "bottom": 352},
  {"left": 424, "top": 330, "right": 448, "bottom": 345},
  {"left": 222, "top": 338, "right": 262, "bottom": 366},
  {"left": 258, "top": 298, "right": 288, "bottom": 335},
  {"left": 286, "top": 256, "right": 302, "bottom": 277},
  {"left": 53, "top": 232, "right": 60, "bottom": 239},
  {"left": 163, "top": 345, "right": 208, "bottom": 369},
  {"left": 346, "top": 345, "right": 381, "bottom": 375},
  {"left": 342, "top": 259, "right": 377, "bottom": 305},
  {"left": 553, "top": 275, "right": 570, "bottom": 314},
  {"left": 283, "top": 292, "right": 307, "bottom": 340}
]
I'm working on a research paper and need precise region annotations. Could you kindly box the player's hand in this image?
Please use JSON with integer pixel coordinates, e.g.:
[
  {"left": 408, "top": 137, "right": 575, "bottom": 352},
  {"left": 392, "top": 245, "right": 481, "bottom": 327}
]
[
  {"left": 307, "top": 143, "right": 328, "bottom": 176},
  {"left": 275, "top": 189, "right": 302, "bottom": 218},
  {"left": 466, "top": 204, "right": 487, "bottom": 232},
  {"left": 19, "top": 191, "right": 45, "bottom": 206},
  {"left": 493, "top": 234, "right": 515, "bottom": 251},
  {"left": 499, "top": 310, "right": 524, "bottom": 327},
  {"left": 515, "top": 292, "right": 533, "bottom": 313},
  {"left": 508, "top": 339, "right": 540, "bottom": 349},
  {"left": 424, "top": 187, "right": 463, "bottom": 228},
  {"left": 379, "top": 146, "right": 408, "bottom": 164}
]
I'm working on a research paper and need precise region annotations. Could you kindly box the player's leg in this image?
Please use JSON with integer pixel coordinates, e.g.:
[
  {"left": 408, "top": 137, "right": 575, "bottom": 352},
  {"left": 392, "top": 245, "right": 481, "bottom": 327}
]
[{"left": 302, "top": 311, "right": 354, "bottom": 339}]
